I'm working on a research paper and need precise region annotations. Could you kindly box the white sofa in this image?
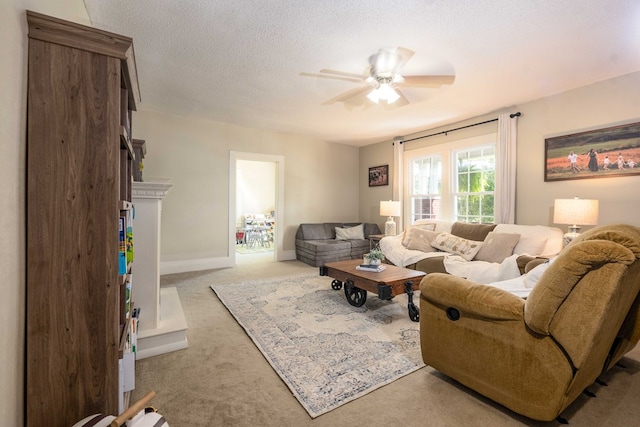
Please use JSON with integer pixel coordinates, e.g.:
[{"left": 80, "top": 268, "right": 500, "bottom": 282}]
[{"left": 380, "top": 220, "right": 563, "bottom": 284}]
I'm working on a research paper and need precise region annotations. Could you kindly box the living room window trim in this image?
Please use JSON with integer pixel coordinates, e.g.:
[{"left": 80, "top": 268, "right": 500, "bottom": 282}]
[{"left": 404, "top": 132, "right": 498, "bottom": 226}]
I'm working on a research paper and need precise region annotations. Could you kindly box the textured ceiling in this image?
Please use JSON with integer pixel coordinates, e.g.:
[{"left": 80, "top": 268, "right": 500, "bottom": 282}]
[{"left": 83, "top": 1, "right": 640, "bottom": 146}]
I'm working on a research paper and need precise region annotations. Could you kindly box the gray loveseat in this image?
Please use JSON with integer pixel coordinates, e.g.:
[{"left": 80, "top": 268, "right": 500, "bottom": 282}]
[{"left": 295, "top": 222, "right": 382, "bottom": 267}]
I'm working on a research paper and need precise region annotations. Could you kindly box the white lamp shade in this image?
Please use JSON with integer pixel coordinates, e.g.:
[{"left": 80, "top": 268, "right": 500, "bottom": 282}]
[
  {"left": 378, "top": 84, "right": 400, "bottom": 103},
  {"left": 380, "top": 200, "right": 401, "bottom": 217},
  {"left": 367, "top": 85, "right": 400, "bottom": 104},
  {"left": 366, "top": 89, "right": 380, "bottom": 104},
  {"left": 553, "top": 198, "right": 599, "bottom": 226}
]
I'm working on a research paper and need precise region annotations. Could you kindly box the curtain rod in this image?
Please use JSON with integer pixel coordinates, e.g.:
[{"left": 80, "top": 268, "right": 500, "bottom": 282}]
[{"left": 398, "top": 112, "right": 521, "bottom": 144}]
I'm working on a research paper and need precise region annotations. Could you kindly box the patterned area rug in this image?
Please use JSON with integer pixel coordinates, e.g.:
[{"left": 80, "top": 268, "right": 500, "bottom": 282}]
[{"left": 210, "top": 273, "right": 424, "bottom": 418}]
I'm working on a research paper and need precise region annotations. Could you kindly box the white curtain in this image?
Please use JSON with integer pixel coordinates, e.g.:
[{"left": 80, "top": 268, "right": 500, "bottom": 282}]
[
  {"left": 393, "top": 137, "right": 404, "bottom": 232},
  {"left": 495, "top": 113, "right": 518, "bottom": 224}
]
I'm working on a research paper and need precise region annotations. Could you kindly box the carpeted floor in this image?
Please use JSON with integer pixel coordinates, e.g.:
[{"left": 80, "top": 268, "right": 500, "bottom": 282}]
[
  {"left": 235, "top": 245, "right": 274, "bottom": 254},
  {"left": 210, "top": 273, "right": 424, "bottom": 417},
  {"left": 131, "top": 259, "right": 640, "bottom": 426}
]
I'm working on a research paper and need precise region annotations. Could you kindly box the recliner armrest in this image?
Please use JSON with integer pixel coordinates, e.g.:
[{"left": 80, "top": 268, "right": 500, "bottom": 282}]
[{"left": 420, "top": 273, "right": 524, "bottom": 321}]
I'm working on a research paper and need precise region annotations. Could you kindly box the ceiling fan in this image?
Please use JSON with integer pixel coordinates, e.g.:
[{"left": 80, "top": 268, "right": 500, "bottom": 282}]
[{"left": 302, "top": 47, "right": 455, "bottom": 108}]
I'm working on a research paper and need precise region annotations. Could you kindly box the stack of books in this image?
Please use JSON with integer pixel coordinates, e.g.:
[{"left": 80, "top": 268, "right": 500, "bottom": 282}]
[{"left": 356, "top": 264, "right": 386, "bottom": 272}]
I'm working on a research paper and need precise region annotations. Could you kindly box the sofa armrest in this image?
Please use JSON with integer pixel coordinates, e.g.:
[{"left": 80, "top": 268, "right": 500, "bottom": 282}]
[
  {"left": 420, "top": 273, "right": 524, "bottom": 321},
  {"left": 524, "top": 257, "right": 549, "bottom": 273},
  {"left": 515, "top": 254, "right": 549, "bottom": 274},
  {"left": 413, "top": 256, "right": 447, "bottom": 274}
]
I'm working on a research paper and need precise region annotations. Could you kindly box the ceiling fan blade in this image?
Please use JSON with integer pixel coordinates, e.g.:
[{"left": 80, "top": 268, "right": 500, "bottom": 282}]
[
  {"left": 373, "top": 47, "right": 415, "bottom": 74},
  {"left": 400, "top": 75, "right": 456, "bottom": 87},
  {"left": 319, "top": 69, "right": 365, "bottom": 79},
  {"left": 321, "top": 86, "right": 370, "bottom": 106},
  {"left": 372, "top": 48, "right": 396, "bottom": 74},
  {"left": 394, "top": 47, "right": 415, "bottom": 69},
  {"left": 394, "top": 89, "right": 410, "bottom": 107},
  {"left": 299, "top": 72, "right": 362, "bottom": 84}
]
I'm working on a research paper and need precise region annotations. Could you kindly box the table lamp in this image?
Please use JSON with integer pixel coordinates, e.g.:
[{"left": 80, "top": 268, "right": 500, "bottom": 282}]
[
  {"left": 380, "top": 200, "right": 401, "bottom": 236},
  {"left": 553, "top": 197, "right": 599, "bottom": 247}
]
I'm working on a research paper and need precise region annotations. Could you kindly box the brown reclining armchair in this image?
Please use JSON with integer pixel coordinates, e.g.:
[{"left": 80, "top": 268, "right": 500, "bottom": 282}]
[{"left": 419, "top": 224, "right": 640, "bottom": 422}]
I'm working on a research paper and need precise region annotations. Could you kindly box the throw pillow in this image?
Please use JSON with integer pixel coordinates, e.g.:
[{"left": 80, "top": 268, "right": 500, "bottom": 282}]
[
  {"left": 432, "top": 232, "right": 483, "bottom": 261},
  {"left": 475, "top": 232, "right": 521, "bottom": 263},
  {"left": 403, "top": 228, "right": 440, "bottom": 252},
  {"left": 335, "top": 223, "right": 364, "bottom": 240},
  {"left": 411, "top": 221, "right": 437, "bottom": 230},
  {"left": 513, "top": 236, "right": 548, "bottom": 256},
  {"left": 451, "top": 222, "right": 497, "bottom": 241},
  {"left": 401, "top": 223, "right": 437, "bottom": 247}
]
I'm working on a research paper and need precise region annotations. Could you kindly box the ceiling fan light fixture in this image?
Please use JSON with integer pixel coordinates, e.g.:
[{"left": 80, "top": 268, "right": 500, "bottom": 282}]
[
  {"left": 366, "top": 83, "right": 399, "bottom": 104},
  {"left": 378, "top": 83, "right": 400, "bottom": 104},
  {"left": 367, "top": 89, "right": 380, "bottom": 104}
]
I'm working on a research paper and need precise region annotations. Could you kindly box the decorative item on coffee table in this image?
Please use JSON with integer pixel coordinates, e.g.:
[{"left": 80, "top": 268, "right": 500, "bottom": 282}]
[{"left": 364, "top": 247, "right": 384, "bottom": 265}]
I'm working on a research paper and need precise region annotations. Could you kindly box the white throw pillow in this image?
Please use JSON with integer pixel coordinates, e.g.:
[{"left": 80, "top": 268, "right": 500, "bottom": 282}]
[
  {"left": 432, "top": 232, "right": 483, "bottom": 261},
  {"left": 335, "top": 223, "right": 364, "bottom": 240},
  {"left": 401, "top": 223, "right": 437, "bottom": 247},
  {"left": 513, "top": 236, "right": 547, "bottom": 256},
  {"left": 403, "top": 228, "right": 440, "bottom": 252},
  {"left": 475, "top": 232, "right": 521, "bottom": 263},
  {"left": 410, "top": 221, "right": 437, "bottom": 230}
]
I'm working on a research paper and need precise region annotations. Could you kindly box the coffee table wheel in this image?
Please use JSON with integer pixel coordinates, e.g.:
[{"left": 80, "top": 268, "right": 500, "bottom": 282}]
[
  {"left": 344, "top": 285, "right": 367, "bottom": 307},
  {"left": 408, "top": 303, "right": 420, "bottom": 322},
  {"left": 331, "top": 279, "right": 343, "bottom": 290}
]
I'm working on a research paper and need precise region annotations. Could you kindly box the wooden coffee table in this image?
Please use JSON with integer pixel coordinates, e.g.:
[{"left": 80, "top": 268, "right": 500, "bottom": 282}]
[{"left": 319, "top": 259, "right": 426, "bottom": 321}]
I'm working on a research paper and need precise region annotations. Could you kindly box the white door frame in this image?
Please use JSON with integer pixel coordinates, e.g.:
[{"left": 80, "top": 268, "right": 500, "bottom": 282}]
[{"left": 229, "top": 151, "right": 284, "bottom": 264}]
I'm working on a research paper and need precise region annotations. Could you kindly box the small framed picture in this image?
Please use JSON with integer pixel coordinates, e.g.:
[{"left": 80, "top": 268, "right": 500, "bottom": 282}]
[
  {"left": 369, "top": 165, "right": 389, "bottom": 187},
  {"left": 544, "top": 121, "right": 640, "bottom": 182}
]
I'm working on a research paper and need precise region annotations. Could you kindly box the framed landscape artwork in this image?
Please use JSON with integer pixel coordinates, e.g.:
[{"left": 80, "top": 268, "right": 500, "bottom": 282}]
[
  {"left": 544, "top": 122, "right": 640, "bottom": 182},
  {"left": 368, "top": 165, "right": 389, "bottom": 187}
]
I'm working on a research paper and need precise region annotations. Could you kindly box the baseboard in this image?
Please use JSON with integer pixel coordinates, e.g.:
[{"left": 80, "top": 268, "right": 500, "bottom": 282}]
[
  {"left": 160, "top": 250, "right": 298, "bottom": 275},
  {"left": 160, "top": 256, "right": 232, "bottom": 275}
]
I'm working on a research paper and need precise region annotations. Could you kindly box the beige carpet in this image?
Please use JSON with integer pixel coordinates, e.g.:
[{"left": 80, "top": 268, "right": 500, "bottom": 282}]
[
  {"left": 131, "top": 259, "right": 640, "bottom": 426},
  {"left": 235, "top": 245, "right": 274, "bottom": 255}
]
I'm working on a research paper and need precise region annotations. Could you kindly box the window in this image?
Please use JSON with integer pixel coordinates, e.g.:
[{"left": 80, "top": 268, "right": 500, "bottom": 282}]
[
  {"left": 405, "top": 134, "right": 496, "bottom": 224},
  {"left": 454, "top": 146, "right": 495, "bottom": 223},
  {"left": 410, "top": 155, "right": 442, "bottom": 222}
]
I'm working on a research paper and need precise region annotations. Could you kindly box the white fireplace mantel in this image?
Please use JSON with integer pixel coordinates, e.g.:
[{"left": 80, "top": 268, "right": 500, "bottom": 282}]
[
  {"left": 132, "top": 179, "right": 188, "bottom": 359},
  {"left": 132, "top": 180, "right": 174, "bottom": 199}
]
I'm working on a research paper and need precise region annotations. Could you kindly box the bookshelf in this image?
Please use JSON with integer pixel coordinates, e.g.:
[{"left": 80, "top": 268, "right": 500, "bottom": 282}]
[{"left": 25, "top": 11, "right": 141, "bottom": 426}]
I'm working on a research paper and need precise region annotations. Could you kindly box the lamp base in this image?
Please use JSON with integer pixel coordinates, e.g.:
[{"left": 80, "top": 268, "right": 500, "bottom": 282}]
[
  {"left": 384, "top": 217, "right": 396, "bottom": 236},
  {"left": 562, "top": 225, "right": 581, "bottom": 248}
]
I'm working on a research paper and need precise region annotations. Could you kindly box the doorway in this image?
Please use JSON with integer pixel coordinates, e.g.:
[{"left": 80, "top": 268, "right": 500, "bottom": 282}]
[{"left": 229, "top": 152, "right": 284, "bottom": 265}]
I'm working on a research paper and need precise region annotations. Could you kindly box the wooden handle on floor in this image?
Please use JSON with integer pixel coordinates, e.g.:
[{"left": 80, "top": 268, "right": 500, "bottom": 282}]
[{"left": 110, "top": 391, "right": 156, "bottom": 427}]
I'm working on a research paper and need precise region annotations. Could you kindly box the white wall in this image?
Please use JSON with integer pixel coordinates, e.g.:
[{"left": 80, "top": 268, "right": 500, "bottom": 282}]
[
  {"left": 360, "top": 71, "right": 640, "bottom": 230},
  {"left": 1, "top": 1, "right": 90, "bottom": 424},
  {"left": 516, "top": 71, "right": 640, "bottom": 227},
  {"left": 133, "top": 109, "right": 360, "bottom": 271}
]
